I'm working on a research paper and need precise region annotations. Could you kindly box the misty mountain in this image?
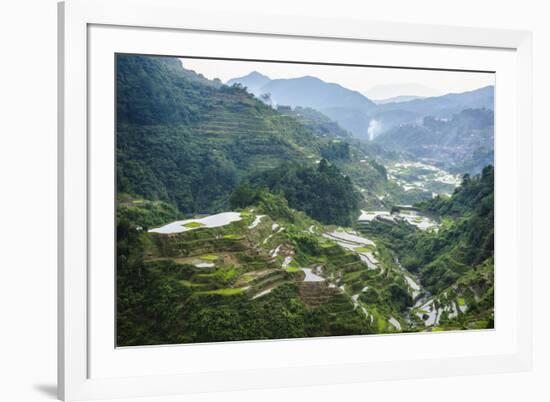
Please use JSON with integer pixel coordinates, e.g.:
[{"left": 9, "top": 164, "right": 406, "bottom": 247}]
[
  {"left": 373, "top": 108, "right": 494, "bottom": 173},
  {"left": 117, "top": 56, "right": 388, "bottom": 213},
  {"left": 365, "top": 85, "right": 494, "bottom": 141},
  {"left": 226, "top": 71, "right": 270, "bottom": 92},
  {"left": 365, "top": 83, "right": 440, "bottom": 100},
  {"left": 275, "top": 105, "right": 353, "bottom": 139},
  {"left": 227, "top": 71, "right": 494, "bottom": 142},
  {"left": 372, "top": 95, "right": 426, "bottom": 104},
  {"left": 227, "top": 72, "right": 376, "bottom": 138},
  {"left": 374, "top": 85, "right": 494, "bottom": 116}
]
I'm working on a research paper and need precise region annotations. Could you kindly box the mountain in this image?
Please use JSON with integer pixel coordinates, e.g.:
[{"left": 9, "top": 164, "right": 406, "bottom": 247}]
[
  {"left": 117, "top": 164, "right": 494, "bottom": 346},
  {"left": 226, "top": 71, "right": 271, "bottom": 92},
  {"left": 367, "top": 86, "right": 494, "bottom": 137},
  {"left": 116, "top": 55, "right": 387, "bottom": 216},
  {"left": 260, "top": 76, "right": 375, "bottom": 110},
  {"left": 228, "top": 71, "right": 494, "bottom": 142},
  {"left": 275, "top": 106, "right": 352, "bottom": 139},
  {"left": 364, "top": 83, "right": 440, "bottom": 100},
  {"left": 226, "top": 72, "right": 376, "bottom": 138},
  {"left": 228, "top": 72, "right": 374, "bottom": 110},
  {"left": 117, "top": 191, "right": 415, "bottom": 346},
  {"left": 117, "top": 56, "right": 322, "bottom": 214},
  {"left": 373, "top": 108, "right": 494, "bottom": 173},
  {"left": 116, "top": 55, "right": 494, "bottom": 346},
  {"left": 412, "top": 165, "right": 494, "bottom": 298},
  {"left": 372, "top": 95, "right": 426, "bottom": 104},
  {"left": 359, "top": 166, "right": 494, "bottom": 330},
  {"left": 374, "top": 85, "right": 494, "bottom": 116}
]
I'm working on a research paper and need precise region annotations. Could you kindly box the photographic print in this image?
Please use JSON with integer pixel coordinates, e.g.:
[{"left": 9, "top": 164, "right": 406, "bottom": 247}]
[{"left": 116, "top": 54, "right": 494, "bottom": 346}]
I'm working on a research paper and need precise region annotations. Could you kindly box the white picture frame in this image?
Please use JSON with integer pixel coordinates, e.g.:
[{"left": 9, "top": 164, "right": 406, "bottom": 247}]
[{"left": 58, "top": 0, "right": 533, "bottom": 400}]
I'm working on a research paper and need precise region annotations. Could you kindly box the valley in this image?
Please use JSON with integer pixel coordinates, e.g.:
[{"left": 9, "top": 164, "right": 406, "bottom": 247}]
[{"left": 115, "top": 54, "right": 494, "bottom": 346}]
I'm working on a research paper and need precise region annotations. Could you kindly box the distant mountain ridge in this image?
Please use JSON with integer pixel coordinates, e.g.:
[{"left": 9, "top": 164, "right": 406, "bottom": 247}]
[
  {"left": 227, "top": 71, "right": 376, "bottom": 138},
  {"left": 367, "top": 85, "right": 494, "bottom": 141},
  {"left": 372, "top": 95, "right": 426, "bottom": 104},
  {"left": 374, "top": 85, "right": 494, "bottom": 116},
  {"left": 116, "top": 56, "right": 387, "bottom": 214},
  {"left": 227, "top": 71, "right": 494, "bottom": 141},
  {"left": 374, "top": 108, "right": 494, "bottom": 173},
  {"left": 228, "top": 71, "right": 374, "bottom": 109},
  {"left": 227, "top": 71, "right": 270, "bottom": 92},
  {"left": 364, "top": 83, "right": 440, "bottom": 100}
]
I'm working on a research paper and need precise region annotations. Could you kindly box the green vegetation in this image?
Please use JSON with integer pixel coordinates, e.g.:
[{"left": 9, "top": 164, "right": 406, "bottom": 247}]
[
  {"left": 280, "top": 106, "right": 353, "bottom": 139},
  {"left": 320, "top": 140, "right": 351, "bottom": 161},
  {"left": 116, "top": 192, "right": 387, "bottom": 345},
  {"left": 355, "top": 246, "right": 375, "bottom": 253},
  {"left": 116, "top": 55, "right": 401, "bottom": 216},
  {"left": 223, "top": 234, "right": 243, "bottom": 240},
  {"left": 117, "top": 194, "right": 179, "bottom": 230},
  {"left": 117, "top": 55, "right": 340, "bottom": 214},
  {"left": 182, "top": 221, "right": 204, "bottom": 228},
  {"left": 374, "top": 108, "right": 494, "bottom": 174},
  {"left": 116, "top": 54, "right": 494, "bottom": 345},
  {"left": 250, "top": 159, "right": 361, "bottom": 226},
  {"left": 358, "top": 166, "right": 494, "bottom": 329},
  {"left": 199, "top": 255, "right": 218, "bottom": 261},
  {"left": 197, "top": 288, "right": 247, "bottom": 296}
]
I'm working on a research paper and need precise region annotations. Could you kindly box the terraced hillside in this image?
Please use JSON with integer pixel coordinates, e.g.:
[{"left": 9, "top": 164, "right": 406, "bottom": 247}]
[
  {"left": 117, "top": 193, "right": 439, "bottom": 346},
  {"left": 117, "top": 55, "right": 392, "bottom": 215},
  {"left": 115, "top": 54, "right": 494, "bottom": 346},
  {"left": 357, "top": 166, "right": 495, "bottom": 330}
]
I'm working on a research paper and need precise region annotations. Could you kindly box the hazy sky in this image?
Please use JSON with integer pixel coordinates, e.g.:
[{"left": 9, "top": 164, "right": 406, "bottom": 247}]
[{"left": 179, "top": 57, "right": 494, "bottom": 100}]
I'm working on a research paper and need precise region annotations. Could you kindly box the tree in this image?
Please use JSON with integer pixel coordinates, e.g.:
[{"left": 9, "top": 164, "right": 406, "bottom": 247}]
[
  {"left": 229, "top": 183, "right": 260, "bottom": 209},
  {"left": 259, "top": 92, "right": 272, "bottom": 104},
  {"left": 251, "top": 160, "right": 361, "bottom": 226}
]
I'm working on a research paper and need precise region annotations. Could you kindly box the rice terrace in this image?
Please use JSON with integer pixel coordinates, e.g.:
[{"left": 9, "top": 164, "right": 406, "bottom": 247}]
[{"left": 116, "top": 54, "right": 495, "bottom": 346}]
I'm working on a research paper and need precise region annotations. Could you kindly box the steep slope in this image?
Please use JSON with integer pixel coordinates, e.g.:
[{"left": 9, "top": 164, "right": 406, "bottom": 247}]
[
  {"left": 260, "top": 76, "right": 375, "bottom": 111},
  {"left": 249, "top": 160, "right": 362, "bottom": 227},
  {"left": 358, "top": 165, "right": 494, "bottom": 330},
  {"left": 117, "top": 55, "right": 329, "bottom": 214},
  {"left": 116, "top": 55, "right": 494, "bottom": 345},
  {"left": 117, "top": 55, "right": 392, "bottom": 216},
  {"left": 226, "top": 71, "right": 271, "bottom": 92},
  {"left": 277, "top": 106, "right": 353, "bottom": 139},
  {"left": 117, "top": 192, "right": 425, "bottom": 346},
  {"left": 227, "top": 72, "right": 376, "bottom": 138},
  {"left": 228, "top": 71, "right": 493, "bottom": 143},
  {"left": 228, "top": 72, "right": 375, "bottom": 110}
]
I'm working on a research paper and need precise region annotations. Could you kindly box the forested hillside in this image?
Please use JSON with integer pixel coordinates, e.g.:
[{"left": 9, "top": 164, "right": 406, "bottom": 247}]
[
  {"left": 118, "top": 55, "right": 317, "bottom": 213},
  {"left": 117, "top": 55, "right": 390, "bottom": 217},
  {"left": 117, "top": 194, "right": 378, "bottom": 345},
  {"left": 250, "top": 159, "right": 361, "bottom": 226},
  {"left": 359, "top": 166, "right": 494, "bottom": 329},
  {"left": 227, "top": 71, "right": 376, "bottom": 138},
  {"left": 116, "top": 54, "right": 495, "bottom": 345},
  {"left": 407, "top": 165, "right": 493, "bottom": 291},
  {"left": 228, "top": 70, "right": 494, "bottom": 148}
]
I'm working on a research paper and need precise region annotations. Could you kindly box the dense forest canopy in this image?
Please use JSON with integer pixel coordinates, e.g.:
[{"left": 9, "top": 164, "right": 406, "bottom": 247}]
[
  {"left": 360, "top": 165, "right": 494, "bottom": 297},
  {"left": 117, "top": 55, "right": 387, "bottom": 217},
  {"left": 229, "top": 159, "right": 361, "bottom": 226}
]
